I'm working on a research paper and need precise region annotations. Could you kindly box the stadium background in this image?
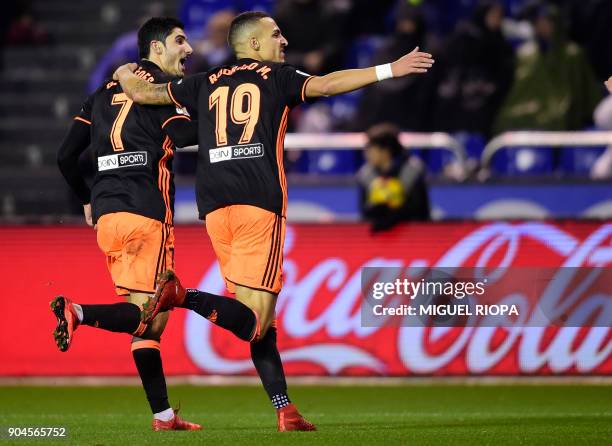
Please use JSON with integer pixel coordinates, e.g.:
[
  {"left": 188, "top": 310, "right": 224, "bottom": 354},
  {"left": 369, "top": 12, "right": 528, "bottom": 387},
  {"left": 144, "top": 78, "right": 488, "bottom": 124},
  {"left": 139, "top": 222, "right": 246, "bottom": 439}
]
[
  {"left": 0, "top": 1, "right": 611, "bottom": 444},
  {"left": 0, "top": 0, "right": 612, "bottom": 446}
]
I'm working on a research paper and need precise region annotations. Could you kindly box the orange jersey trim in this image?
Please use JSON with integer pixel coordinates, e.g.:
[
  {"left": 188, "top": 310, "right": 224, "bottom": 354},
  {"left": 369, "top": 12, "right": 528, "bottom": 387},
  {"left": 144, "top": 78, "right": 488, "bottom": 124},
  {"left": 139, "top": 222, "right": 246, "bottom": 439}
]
[
  {"left": 276, "top": 107, "right": 290, "bottom": 216},
  {"left": 158, "top": 136, "right": 174, "bottom": 224},
  {"left": 166, "top": 82, "right": 183, "bottom": 108},
  {"left": 301, "top": 76, "right": 315, "bottom": 102},
  {"left": 74, "top": 116, "right": 91, "bottom": 125},
  {"left": 161, "top": 114, "right": 190, "bottom": 129}
]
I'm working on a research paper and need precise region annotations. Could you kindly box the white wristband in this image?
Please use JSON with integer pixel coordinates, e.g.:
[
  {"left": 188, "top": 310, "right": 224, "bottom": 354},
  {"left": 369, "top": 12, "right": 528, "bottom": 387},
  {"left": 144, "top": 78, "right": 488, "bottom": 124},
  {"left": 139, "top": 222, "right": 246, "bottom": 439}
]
[{"left": 375, "top": 63, "right": 394, "bottom": 81}]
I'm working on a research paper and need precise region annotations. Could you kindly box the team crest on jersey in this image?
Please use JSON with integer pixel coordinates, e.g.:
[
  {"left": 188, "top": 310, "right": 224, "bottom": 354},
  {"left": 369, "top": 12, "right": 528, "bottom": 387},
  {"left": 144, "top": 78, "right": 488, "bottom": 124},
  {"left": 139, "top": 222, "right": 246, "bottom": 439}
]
[
  {"left": 98, "top": 151, "right": 148, "bottom": 171},
  {"left": 175, "top": 106, "right": 190, "bottom": 116},
  {"left": 209, "top": 143, "right": 264, "bottom": 163}
]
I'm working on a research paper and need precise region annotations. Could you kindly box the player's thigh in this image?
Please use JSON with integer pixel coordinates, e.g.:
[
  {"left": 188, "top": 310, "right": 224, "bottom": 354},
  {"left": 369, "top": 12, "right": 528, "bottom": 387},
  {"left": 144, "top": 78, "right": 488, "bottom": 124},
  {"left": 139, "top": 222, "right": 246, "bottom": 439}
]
[
  {"left": 235, "top": 285, "right": 277, "bottom": 336},
  {"left": 205, "top": 207, "right": 234, "bottom": 292},
  {"left": 114, "top": 213, "right": 172, "bottom": 294},
  {"left": 126, "top": 292, "right": 169, "bottom": 338},
  {"left": 96, "top": 213, "right": 127, "bottom": 296},
  {"left": 228, "top": 205, "right": 285, "bottom": 295}
]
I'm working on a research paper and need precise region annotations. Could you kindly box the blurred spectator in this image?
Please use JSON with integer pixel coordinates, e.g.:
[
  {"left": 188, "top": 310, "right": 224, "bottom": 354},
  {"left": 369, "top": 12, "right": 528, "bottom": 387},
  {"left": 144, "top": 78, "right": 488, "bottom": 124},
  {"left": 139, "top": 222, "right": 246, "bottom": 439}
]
[
  {"left": 186, "top": 9, "right": 234, "bottom": 74},
  {"left": 5, "top": 0, "right": 50, "bottom": 46},
  {"left": 429, "top": 0, "right": 514, "bottom": 137},
  {"left": 274, "top": 0, "right": 349, "bottom": 75},
  {"left": 493, "top": 1, "right": 602, "bottom": 133},
  {"left": 591, "top": 94, "right": 612, "bottom": 179},
  {"left": 351, "top": 5, "right": 432, "bottom": 131},
  {"left": 357, "top": 124, "right": 430, "bottom": 232},
  {"left": 87, "top": 2, "right": 165, "bottom": 93}
]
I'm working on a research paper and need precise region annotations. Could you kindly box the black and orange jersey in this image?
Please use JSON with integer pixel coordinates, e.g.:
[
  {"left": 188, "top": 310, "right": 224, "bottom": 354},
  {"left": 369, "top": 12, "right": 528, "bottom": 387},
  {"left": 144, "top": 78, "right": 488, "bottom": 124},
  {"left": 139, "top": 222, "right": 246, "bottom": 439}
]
[
  {"left": 63, "top": 60, "right": 196, "bottom": 224},
  {"left": 167, "top": 58, "right": 313, "bottom": 218}
]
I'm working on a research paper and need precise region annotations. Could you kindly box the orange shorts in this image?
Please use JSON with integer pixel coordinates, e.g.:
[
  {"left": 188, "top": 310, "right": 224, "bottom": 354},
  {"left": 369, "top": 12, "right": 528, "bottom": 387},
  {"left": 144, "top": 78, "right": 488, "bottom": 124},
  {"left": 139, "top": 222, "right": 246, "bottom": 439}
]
[
  {"left": 96, "top": 212, "right": 174, "bottom": 296},
  {"left": 205, "top": 205, "right": 285, "bottom": 294}
]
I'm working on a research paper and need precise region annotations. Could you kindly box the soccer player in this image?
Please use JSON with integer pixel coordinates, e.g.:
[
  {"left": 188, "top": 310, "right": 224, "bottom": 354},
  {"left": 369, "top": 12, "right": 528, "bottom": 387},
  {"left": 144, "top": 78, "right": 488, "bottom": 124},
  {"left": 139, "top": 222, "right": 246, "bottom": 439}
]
[
  {"left": 54, "top": 17, "right": 201, "bottom": 431},
  {"left": 114, "top": 11, "right": 434, "bottom": 431}
]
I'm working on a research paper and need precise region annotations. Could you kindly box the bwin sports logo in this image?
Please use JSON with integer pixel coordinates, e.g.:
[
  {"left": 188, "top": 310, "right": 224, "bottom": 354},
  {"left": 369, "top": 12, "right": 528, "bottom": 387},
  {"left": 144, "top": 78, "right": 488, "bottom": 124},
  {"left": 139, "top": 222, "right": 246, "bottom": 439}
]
[
  {"left": 209, "top": 143, "right": 264, "bottom": 163},
  {"left": 98, "top": 152, "right": 148, "bottom": 171}
]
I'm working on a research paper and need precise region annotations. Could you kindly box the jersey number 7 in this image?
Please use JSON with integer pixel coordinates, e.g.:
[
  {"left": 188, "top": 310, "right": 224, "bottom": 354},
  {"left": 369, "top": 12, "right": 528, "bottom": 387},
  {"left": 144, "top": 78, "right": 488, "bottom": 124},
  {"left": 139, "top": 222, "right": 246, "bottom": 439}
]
[
  {"left": 110, "top": 93, "right": 134, "bottom": 152},
  {"left": 209, "top": 83, "right": 260, "bottom": 146}
]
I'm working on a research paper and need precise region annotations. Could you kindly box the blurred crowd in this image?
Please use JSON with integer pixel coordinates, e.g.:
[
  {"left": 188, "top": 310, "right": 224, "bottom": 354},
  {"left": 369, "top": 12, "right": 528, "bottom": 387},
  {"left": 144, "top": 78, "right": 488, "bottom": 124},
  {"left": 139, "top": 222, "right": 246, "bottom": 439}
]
[
  {"left": 172, "top": 0, "right": 611, "bottom": 180},
  {"left": 4, "top": 0, "right": 612, "bottom": 184},
  {"left": 174, "top": 0, "right": 611, "bottom": 134}
]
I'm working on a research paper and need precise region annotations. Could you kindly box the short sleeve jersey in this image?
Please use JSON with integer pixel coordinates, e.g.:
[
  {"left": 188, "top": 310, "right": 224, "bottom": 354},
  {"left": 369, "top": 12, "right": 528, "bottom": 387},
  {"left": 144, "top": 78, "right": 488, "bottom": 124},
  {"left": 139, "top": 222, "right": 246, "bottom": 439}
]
[
  {"left": 77, "top": 60, "right": 191, "bottom": 224},
  {"left": 167, "top": 58, "right": 313, "bottom": 218}
]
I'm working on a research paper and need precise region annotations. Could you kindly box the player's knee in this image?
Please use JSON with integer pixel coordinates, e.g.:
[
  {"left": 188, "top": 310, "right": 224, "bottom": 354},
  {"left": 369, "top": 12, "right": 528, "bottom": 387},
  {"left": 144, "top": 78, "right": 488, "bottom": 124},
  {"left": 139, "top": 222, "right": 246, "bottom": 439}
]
[
  {"left": 145, "top": 310, "right": 169, "bottom": 337},
  {"left": 250, "top": 311, "right": 275, "bottom": 343}
]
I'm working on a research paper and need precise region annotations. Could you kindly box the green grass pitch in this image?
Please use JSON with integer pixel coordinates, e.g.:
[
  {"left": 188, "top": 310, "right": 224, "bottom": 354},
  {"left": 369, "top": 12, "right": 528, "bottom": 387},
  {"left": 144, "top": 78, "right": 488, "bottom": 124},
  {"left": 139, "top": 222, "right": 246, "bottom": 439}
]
[{"left": 0, "top": 384, "right": 610, "bottom": 445}]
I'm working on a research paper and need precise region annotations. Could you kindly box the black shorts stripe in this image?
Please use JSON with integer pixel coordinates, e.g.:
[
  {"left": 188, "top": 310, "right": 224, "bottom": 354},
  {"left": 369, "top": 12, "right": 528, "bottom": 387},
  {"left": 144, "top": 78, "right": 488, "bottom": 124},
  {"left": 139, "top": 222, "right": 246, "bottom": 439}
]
[
  {"left": 261, "top": 214, "right": 280, "bottom": 287},
  {"left": 153, "top": 224, "right": 167, "bottom": 289},
  {"left": 266, "top": 216, "right": 282, "bottom": 288}
]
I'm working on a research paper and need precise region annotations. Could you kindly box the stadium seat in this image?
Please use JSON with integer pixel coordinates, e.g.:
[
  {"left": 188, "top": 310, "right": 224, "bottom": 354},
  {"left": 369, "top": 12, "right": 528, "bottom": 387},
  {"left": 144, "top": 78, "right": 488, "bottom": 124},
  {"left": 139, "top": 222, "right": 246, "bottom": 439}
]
[
  {"left": 238, "top": 0, "right": 275, "bottom": 13},
  {"left": 427, "top": 132, "right": 485, "bottom": 174},
  {"left": 344, "top": 36, "right": 385, "bottom": 69},
  {"left": 492, "top": 146, "right": 554, "bottom": 176},
  {"left": 180, "top": 0, "right": 235, "bottom": 39},
  {"left": 559, "top": 146, "right": 606, "bottom": 176},
  {"left": 306, "top": 150, "right": 359, "bottom": 175}
]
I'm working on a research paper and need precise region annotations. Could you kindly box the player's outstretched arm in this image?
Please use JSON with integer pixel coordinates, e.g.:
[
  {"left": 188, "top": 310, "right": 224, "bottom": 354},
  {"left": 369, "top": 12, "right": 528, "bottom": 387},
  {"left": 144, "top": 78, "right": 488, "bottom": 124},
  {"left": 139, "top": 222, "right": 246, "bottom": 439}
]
[
  {"left": 114, "top": 63, "right": 172, "bottom": 105},
  {"left": 305, "top": 47, "right": 433, "bottom": 98}
]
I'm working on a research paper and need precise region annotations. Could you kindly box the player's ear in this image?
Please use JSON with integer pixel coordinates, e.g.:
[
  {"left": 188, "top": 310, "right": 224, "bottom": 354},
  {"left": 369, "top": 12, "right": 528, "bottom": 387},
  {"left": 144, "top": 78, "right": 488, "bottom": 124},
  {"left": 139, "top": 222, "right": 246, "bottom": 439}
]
[
  {"left": 249, "top": 37, "right": 260, "bottom": 51},
  {"left": 152, "top": 41, "right": 163, "bottom": 55}
]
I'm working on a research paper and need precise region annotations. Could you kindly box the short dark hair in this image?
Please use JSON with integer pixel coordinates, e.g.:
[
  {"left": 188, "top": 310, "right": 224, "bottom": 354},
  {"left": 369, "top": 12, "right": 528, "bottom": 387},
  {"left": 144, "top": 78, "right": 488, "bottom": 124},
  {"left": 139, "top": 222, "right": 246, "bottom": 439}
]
[
  {"left": 366, "top": 123, "right": 404, "bottom": 158},
  {"left": 137, "top": 17, "right": 185, "bottom": 59},
  {"left": 228, "top": 11, "right": 270, "bottom": 51}
]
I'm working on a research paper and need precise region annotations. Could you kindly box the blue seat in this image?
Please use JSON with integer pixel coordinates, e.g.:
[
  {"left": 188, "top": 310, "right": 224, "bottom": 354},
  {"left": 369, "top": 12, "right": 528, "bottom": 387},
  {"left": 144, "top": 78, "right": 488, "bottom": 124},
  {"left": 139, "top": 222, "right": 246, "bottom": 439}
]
[
  {"left": 238, "top": 0, "right": 275, "bottom": 13},
  {"left": 344, "top": 36, "right": 385, "bottom": 69},
  {"left": 492, "top": 146, "right": 554, "bottom": 176},
  {"left": 559, "top": 146, "right": 606, "bottom": 176},
  {"left": 426, "top": 132, "right": 485, "bottom": 174},
  {"left": 306, "top": 150, "right": 359, "bottom": 175},
  {"left": 180, "top": 0, "right": 235, "bottom": 39}
]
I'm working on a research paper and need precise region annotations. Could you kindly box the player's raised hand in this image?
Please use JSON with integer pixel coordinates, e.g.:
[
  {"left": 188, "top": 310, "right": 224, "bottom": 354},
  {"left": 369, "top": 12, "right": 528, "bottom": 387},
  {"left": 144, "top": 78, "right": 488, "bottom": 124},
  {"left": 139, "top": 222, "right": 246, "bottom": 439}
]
[
  {"left": 605, "top": 76, "right": 612, "bottom": 94},
  {"left": 390, "top": 47, "right": 434, "bottom": 77},
  {"left": 113, "top": 63, "right": 138, "bottom": 80}
]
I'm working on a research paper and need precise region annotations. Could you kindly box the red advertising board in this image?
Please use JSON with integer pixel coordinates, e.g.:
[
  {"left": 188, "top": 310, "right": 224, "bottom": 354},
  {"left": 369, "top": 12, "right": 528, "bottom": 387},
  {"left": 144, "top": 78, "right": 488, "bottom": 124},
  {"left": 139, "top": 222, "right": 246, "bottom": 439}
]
[{"left": 2, "top": 221, "right": 610, "bottom": 376}]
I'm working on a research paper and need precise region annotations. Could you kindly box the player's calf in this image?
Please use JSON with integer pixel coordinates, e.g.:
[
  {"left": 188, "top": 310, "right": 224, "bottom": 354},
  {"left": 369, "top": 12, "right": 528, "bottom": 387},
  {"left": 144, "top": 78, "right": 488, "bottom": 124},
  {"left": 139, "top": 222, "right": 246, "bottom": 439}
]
[
  {"left": 50, "top": 295, "right": 149, "bottom": 352},
  {"left": 146, "top": 271, "right": 259, "bottom": 341}
]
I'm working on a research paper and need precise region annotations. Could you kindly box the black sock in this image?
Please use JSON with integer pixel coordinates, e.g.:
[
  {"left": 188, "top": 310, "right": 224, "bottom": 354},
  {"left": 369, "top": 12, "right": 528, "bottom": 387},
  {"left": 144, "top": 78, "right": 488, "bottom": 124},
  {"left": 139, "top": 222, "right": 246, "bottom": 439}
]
[
  {"left": 81, "top": 303, "right": 141, "bottom": 334},
  {"left": 182, "top": 289, "right": 257, "bottom": 341},
  {"left": 250, "top": 327, "right": 291, "bottom": 409},
  {"left": 132, "top": 343, "right": 170, "bottom": 414}
]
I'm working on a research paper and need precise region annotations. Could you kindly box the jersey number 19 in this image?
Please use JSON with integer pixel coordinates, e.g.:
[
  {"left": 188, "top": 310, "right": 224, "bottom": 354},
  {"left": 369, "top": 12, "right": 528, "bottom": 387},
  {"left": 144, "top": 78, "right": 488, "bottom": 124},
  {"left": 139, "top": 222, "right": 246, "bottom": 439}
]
[{"left": 209, "top": 83, "right": 261, "bottom": 147}]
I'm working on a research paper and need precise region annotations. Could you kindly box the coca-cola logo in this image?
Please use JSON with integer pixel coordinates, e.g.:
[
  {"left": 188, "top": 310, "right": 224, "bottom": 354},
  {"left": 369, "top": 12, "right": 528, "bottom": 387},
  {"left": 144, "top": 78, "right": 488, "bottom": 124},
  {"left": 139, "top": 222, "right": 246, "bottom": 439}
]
[{"left": 185, "top": 222, "right": 612, "bottom": 375}]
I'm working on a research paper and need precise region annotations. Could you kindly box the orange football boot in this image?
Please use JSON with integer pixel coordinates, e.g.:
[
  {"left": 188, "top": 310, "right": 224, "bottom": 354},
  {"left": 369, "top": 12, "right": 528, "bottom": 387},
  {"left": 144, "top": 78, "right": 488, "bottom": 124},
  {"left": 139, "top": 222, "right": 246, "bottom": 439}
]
[
  {"left": 152, "top": 408, "right": 202, "bottom": 431},
  {"left": 277, "top": 404, "right": 317, "bottom": 432}
]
